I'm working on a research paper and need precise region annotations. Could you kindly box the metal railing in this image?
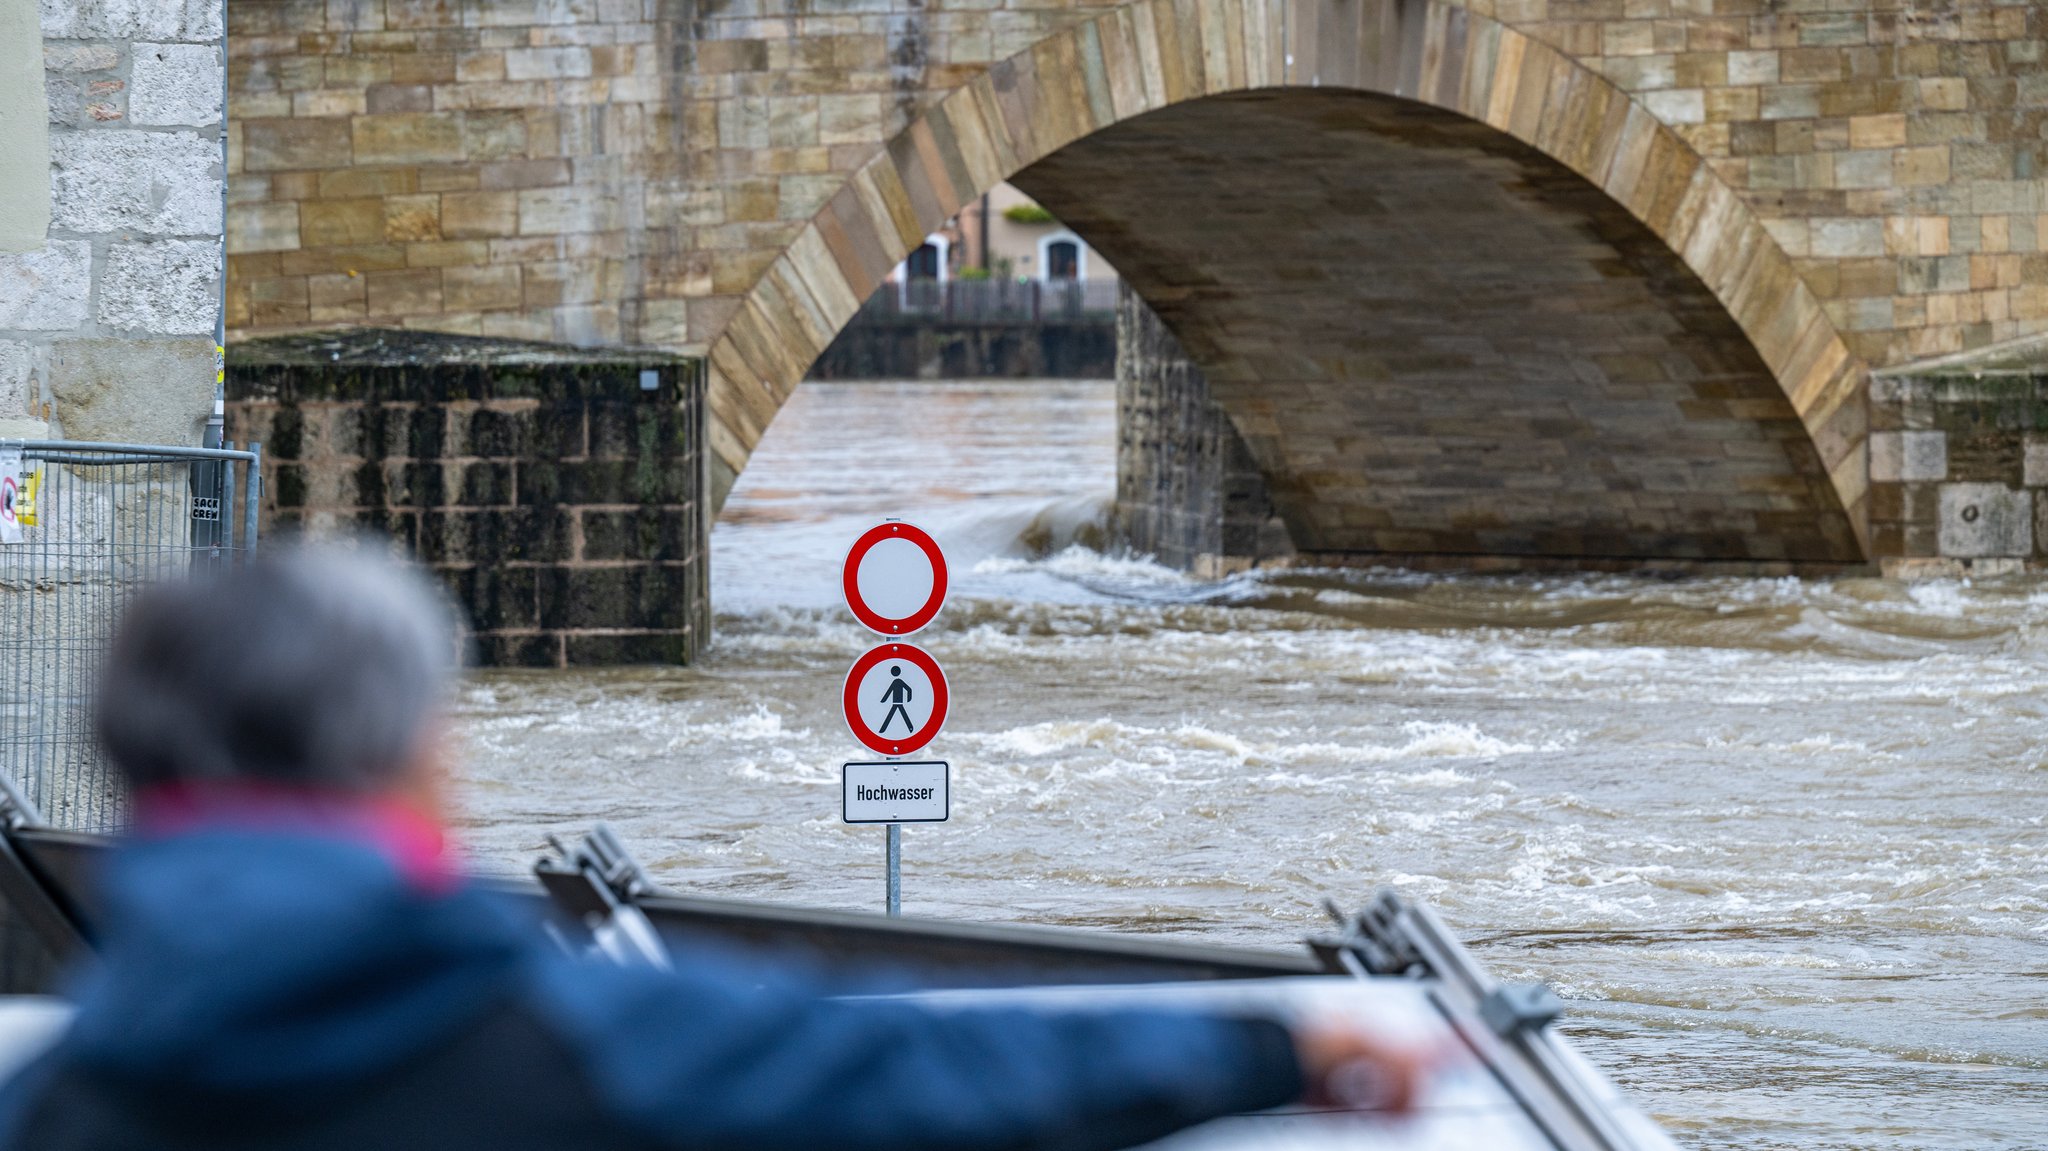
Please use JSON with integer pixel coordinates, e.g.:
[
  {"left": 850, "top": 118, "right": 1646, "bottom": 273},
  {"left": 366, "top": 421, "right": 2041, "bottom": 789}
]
[
  {"left": 0, "top": 439, "right": 261, "bottom": 834},
  {"left": 864, "top": 278, "right": 1120, "bottom": 323}
]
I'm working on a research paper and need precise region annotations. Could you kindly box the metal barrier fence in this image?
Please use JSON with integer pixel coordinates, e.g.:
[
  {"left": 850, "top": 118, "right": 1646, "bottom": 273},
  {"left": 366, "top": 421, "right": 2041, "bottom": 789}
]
[
  {"left": 0, "top": 440, "right": 261, "bottom": 835},
  {"left": 866, "top": 278, "right": 1120, "bottom": 322}
]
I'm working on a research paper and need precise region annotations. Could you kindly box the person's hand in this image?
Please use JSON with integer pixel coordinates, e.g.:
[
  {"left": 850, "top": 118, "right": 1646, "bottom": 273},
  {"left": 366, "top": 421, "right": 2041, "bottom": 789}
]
[{"left": 1289, "top": 1021, "right": 1436, "bottom": 1114}]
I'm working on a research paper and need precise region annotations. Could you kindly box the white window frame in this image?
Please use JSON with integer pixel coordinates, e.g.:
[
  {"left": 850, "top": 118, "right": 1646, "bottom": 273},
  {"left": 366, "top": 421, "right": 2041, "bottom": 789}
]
[
  {"left": 1036, "top": 231, "right": 1086, "bottom": 283},
  {"left": 896, "top": 233, "right": 950, "bottom": 306}
]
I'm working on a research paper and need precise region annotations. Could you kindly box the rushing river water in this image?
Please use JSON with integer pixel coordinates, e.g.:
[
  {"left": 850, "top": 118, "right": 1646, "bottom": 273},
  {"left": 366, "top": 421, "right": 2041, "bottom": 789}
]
[{"left": 455, "top": 379, "right": 2048, "bottom": 1151}]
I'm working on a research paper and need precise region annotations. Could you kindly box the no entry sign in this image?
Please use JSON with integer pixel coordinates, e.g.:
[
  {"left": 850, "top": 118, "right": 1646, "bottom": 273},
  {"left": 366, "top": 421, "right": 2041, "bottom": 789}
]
[
  {"left": 843, "top": 642, "right": 949, "bottom": 757},
  {"left": 843, "top": 521, "right": 947, "bottom": 636}
]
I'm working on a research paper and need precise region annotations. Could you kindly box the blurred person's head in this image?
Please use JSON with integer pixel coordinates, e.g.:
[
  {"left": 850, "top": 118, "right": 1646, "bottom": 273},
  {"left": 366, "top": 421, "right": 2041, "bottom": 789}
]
[{"left": 96, "top": 544, "right": 459, "bottom": 814}]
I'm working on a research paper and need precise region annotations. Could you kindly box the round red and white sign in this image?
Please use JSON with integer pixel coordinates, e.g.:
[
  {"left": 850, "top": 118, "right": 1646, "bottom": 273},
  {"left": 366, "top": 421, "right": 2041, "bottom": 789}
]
[
  {"left": 842, "top": 521, "right": 947, "bottom": 636},
  {"left": 843, "top": 643, "right": 949, "bottom": 757}
]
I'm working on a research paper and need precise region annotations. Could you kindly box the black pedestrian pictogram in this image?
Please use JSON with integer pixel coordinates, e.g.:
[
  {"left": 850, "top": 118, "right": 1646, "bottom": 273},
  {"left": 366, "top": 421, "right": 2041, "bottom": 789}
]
[{"left": 878, "top": 665, "right": 915, "bottom": 734}]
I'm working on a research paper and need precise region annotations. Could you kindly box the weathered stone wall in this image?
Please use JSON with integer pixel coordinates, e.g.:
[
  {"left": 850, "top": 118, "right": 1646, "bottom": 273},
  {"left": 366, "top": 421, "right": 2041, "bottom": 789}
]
[
  {"left": 224, "top": 1, "right": 689, "bottom": 348},
  {"left": 807, "top": 315, "right": 1113, "bottom": 379},
  {"left": 229, "top": 331, "right": 709, "bottom": 666},
  {"left": 1, "top": 0, "right": 225, "bottom": 446},
  {"left": 1868, "top": 333, "right": 2048, "bottom": 574},
  {"left": 1113, "top": 284, "right": 1289, "bottom": 574},
  {"left": 1471, "top": 0, "right": 2046, "bottom": 371},
  {"left": 0, "top": 0, "right": 227, "bottom": 854},
  {"left": 220, "top": 0, "right": 2047, "bottom": 567},
  {"left": 223, "top": 0, "right": 2048, "bottom": 370}
]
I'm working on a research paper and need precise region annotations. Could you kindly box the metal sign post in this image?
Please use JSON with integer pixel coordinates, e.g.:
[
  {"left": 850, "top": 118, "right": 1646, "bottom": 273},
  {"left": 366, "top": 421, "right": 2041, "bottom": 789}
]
[
  {"left": 885, "top": 826, "right": 900, "bottom": 915},
  {"left": 840, "top": 522, "right": 950, "bottom": 916}
]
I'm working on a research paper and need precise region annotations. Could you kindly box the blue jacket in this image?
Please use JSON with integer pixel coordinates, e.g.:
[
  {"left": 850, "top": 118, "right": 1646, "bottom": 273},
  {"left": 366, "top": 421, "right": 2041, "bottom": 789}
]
[{"left": 0, "top": 827, "right": 1304, "bottom": 1149}]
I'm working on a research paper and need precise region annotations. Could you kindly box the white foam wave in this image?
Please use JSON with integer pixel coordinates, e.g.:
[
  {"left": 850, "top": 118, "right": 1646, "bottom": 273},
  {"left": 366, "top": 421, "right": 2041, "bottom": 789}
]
[
  {"left": 1375, "top": 721, "right": 1546, "bottom": 761},
  {"left": 701, "top": 704, "right": 799, "bottom": 742},
  {"left": 1651, "top": 948, "right": 1846, "bottom": 970},
  {"left": 972, "top": 544, "right": 1191, "bottom": 587},
  {"left": 730, "top": 755, "right": 837, "bottom": 785},
  {"left": 965, "top": 717, "right": 1552, "bottom": 769}
]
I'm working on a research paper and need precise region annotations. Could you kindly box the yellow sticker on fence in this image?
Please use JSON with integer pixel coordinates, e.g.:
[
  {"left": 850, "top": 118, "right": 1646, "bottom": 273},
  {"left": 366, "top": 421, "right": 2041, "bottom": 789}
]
[{"left": 15, "top": 467, "right": 38, "bottom": 527}]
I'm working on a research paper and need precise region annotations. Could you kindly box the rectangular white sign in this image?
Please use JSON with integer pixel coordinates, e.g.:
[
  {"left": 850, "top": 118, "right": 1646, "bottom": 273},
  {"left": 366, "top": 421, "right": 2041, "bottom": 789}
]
[{"left": 842, "top": 761, "right": 948, "bottom": 824}]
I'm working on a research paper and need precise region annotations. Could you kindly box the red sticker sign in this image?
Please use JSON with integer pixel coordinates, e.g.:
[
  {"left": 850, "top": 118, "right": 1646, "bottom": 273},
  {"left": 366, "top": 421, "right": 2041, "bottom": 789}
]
[
  {"left": 843, "top": 642, "right": 949, "bottom": 757},
  {"left": 0, "top": 472, "right": 19, "bottom": 545},
  {"left": 842, "top": 521, "right": 948, "bottom": 636}
]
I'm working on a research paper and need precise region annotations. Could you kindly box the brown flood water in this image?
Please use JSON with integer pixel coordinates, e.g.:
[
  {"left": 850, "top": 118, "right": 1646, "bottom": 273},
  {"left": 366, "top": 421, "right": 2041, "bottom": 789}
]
[{"left": 453, "top": 380, "right": 2048, "bottom": 1151}]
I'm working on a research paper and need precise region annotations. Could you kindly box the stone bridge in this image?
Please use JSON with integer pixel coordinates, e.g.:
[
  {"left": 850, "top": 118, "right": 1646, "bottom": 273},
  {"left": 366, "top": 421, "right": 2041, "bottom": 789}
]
[{"left": 226, "top": 0, "right": 2047, "bottom": 572}]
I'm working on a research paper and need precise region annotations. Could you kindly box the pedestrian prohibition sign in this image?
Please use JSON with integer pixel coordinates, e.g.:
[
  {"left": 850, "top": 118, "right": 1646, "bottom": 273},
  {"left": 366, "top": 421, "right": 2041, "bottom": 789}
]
[
  {"left": 839, "top": 522, "right": 952, "bottom": 916},
  {"left": 842, "top": 521, "right": 947, "bottom": 636},
  {"left": 843, "top": 642, "right": 948, "bottom": 757}
]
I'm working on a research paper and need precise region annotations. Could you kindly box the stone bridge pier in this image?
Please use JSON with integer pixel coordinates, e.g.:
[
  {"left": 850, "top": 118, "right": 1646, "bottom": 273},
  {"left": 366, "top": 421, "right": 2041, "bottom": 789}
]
[{"left": 224, "top": 0, "right": 2048, "bottom": 584}]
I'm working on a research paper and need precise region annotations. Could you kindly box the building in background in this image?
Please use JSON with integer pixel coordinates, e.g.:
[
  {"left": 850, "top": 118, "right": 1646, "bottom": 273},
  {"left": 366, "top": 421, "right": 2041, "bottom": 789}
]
[
  {"left": 892, "top": 183, "right": 1119, "bottom": 291},
  {"left": 813, "top": 183, "right": 1119, "bottom": 380}
]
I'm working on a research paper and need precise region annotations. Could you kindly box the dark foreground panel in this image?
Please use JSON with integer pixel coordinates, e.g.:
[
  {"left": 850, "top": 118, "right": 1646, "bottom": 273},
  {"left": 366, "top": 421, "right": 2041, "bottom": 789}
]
[{"left": 1, "top": 825, "right": 1683, "bottom": 1151}]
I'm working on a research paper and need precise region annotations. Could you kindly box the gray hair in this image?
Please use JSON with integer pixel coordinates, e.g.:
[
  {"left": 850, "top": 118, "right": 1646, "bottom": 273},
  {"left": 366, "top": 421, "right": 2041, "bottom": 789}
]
[{"left": 97, "top": 544, "right": 459, "bottom": 795}]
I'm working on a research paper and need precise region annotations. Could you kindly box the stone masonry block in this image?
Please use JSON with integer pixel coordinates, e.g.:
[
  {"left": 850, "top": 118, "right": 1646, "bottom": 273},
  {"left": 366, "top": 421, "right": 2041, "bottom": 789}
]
[
  {"left": 2025, "top": 436, "right": 2048, "bottom": 487},
  {"left": 819, "top": 93, "right": 882, "bottom": 144},
  {"left": 48, "top": 337, "right": 216, "bottom": 445},
  {"left": 50, "top": 130, "right": 221, "bottom": 235},
  {"left": 44, "top": 43, "right": 123, "bottom": 72},
  {"left": 1641, "top": 89, "right": 1705, "bottom": 125},
  {"left": 352, "top": 114, "right": 464, "bottom": 165},
  {"left": 579, "top": 508, "right": 696, "bottom": 562},
  {"left": 240, "top": 119, "right": 351, "bottom": 172},
  {"left": 518, "top": 187, "right": 620, "bottom": 235},
  {"left": 445, "top": 265, "right": 521, "bottom": 310},
  {"left": 1895, "top": 146, "right": 1951, "bottom": 188},
  {"left": 0, "top": 340, "right": 32, "bottom": 419},
  {"left": 540, "top": 565, "right": 695, "bottom": 631},
  {"left": 299, "top": 199, "right": 383, "bottom": 247},
  {"left": 1834, "top": 150, "right": 1892, "bottom": 190},
  {"left": 0, "top": 241, "right": 91, "bottom": 330},
  {"left": 1939, "top": 482, "right": 2031, "bottom": 558},
  {"left": 39, "top": 0, "right": 222, "bottom": 41},
  {"left": 97, "top": 238, "right": 220, "bottom": 334},
  {"left": 1727, "top": 50, "right": 1777, "bottom": 86},
  {"left": 505, "top": 47, "right": 592, "bottom": 80},
  {"left": 564, "top": 634, "right": 691, "bottom": 666},
  {"left": 1811, "top": 217, "right": 1883, "bottom": 258},
  {"left": 1899, "top": 256, "right": 1971, "bottom": 296},
  {"left": 1867, "top": 430, "right": 1947, "bottom": 482},
  {"left": 130, "top": 43, "right": 221, "bottom": 126},
  {"left": 42, "top": 73, "right": 88, "bottom": 127},
  {"left": 228, "top": 201, "right": 300, "bottom": 253},
  {"left": 440, "top": 191, "right": 518, "bottom": 239}
]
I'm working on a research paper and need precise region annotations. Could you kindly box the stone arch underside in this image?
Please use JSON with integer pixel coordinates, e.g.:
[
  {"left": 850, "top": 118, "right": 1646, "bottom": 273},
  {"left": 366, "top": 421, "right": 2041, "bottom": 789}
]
[
  {"left": 704, "top": 0, "right": 1872, "bottom": 562},
  {"left": 1015, "top": 89, "right": 1862, "bottom": 562}
]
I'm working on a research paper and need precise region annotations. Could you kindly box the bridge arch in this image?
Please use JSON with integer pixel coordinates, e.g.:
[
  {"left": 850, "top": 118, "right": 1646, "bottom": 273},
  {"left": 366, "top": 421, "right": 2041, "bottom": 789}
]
[{"left": 705, "top": 0, "right": 1870, "bottom": 562}]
